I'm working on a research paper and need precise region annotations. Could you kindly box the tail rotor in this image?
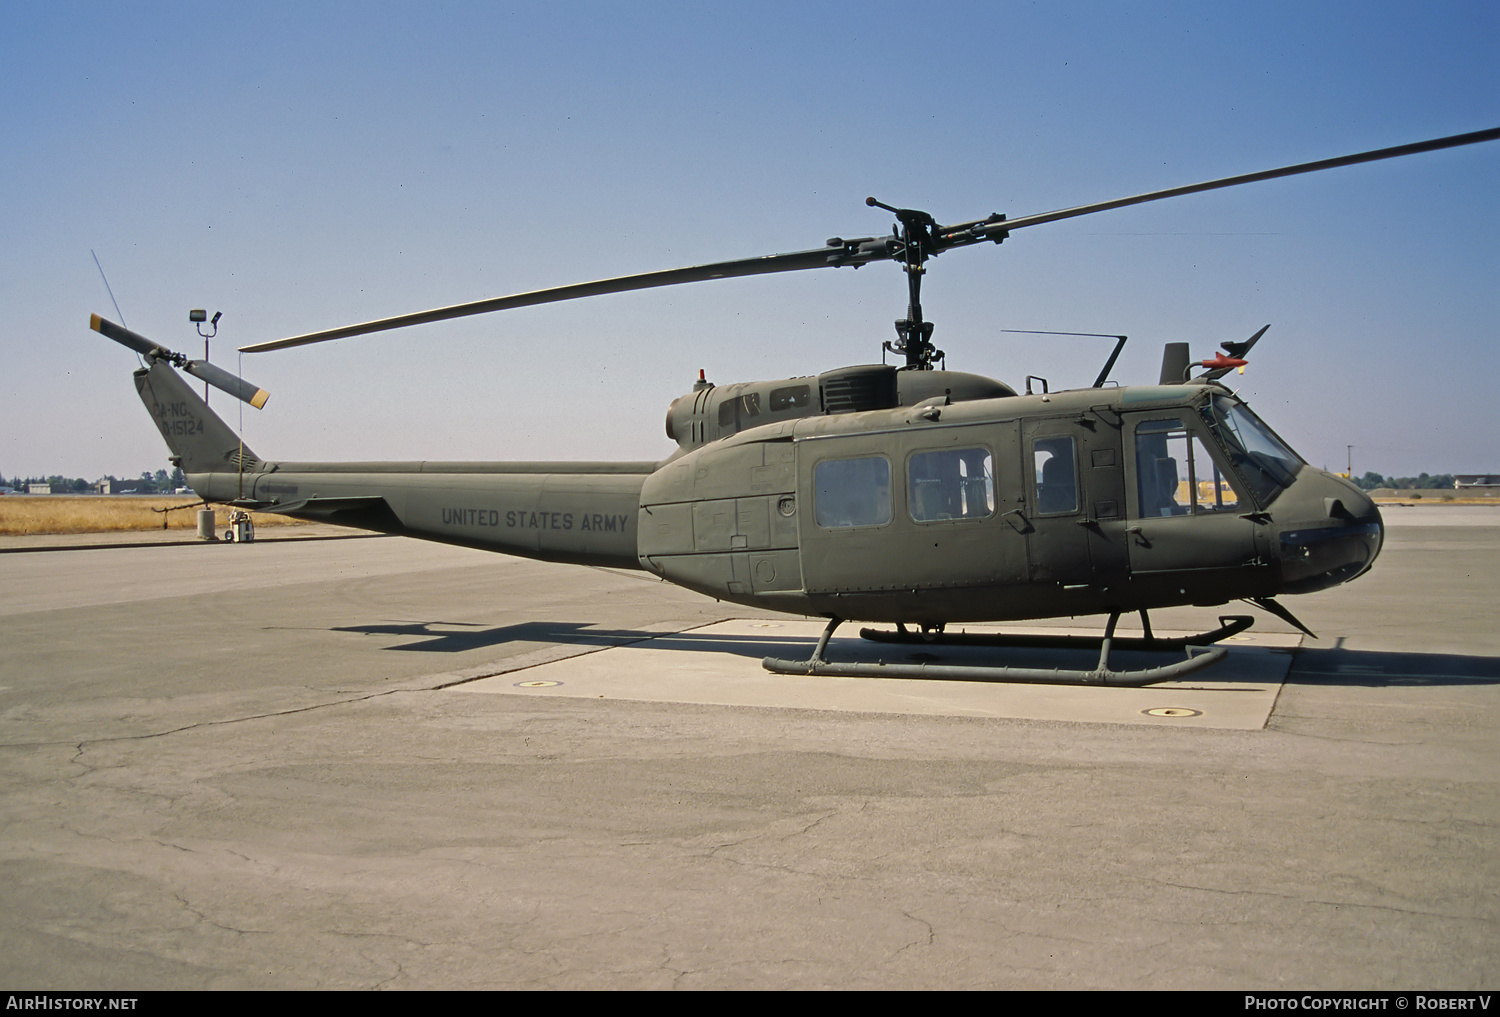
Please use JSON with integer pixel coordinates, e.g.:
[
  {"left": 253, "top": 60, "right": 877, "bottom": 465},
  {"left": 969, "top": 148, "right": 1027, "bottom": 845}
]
[{"left": 91, "top": 314, "right": 269, "bottom": 409}]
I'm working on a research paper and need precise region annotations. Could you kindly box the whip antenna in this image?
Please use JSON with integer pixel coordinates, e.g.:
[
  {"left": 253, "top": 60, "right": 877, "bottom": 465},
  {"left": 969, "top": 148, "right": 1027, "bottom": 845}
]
[{"left": 90, "top": 250, "right": 127, "bottom": 327}]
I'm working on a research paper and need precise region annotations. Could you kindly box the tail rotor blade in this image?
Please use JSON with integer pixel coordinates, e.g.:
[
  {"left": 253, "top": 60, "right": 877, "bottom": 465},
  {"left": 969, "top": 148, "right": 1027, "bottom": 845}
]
[
  {"left": 90, "top": 313, "right": 161, "bottom": 358},
  {"left": 182, "top": 359, "right": 270, "bottom": 409}
]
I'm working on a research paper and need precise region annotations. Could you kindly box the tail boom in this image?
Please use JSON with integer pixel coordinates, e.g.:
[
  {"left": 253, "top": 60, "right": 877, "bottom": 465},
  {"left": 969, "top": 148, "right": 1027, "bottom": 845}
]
[
  {"left": 133, "top": 353, "right": 651, "bottom": 568},
  {"left": 188, "top": 462, "right": 650, "bottom": 568}
]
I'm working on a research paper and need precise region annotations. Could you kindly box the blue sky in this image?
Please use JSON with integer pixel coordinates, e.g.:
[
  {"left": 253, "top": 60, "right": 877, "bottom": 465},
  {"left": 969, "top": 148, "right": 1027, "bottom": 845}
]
[{"left": 3, "top": 1, "right": 1496, "bottom": 481}]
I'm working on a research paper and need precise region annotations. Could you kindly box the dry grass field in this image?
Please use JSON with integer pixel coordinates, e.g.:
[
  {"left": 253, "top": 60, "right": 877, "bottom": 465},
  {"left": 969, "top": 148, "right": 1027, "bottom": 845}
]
[
  {"left": 0, "top": 496, "right": 309, "bottom": 536},
  {"left": 1369, "top": 488, "right": 1500, "bottom": 504}
]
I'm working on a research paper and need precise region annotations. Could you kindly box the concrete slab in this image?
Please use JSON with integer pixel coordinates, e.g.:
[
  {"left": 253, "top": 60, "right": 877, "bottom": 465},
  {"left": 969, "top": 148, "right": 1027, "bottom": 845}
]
[
  {"left": 0, "top": 513, "right": 1494, "bottom": 990},
  {"left": 457, "top": 618, "right": 1298, "bottom": 730}
]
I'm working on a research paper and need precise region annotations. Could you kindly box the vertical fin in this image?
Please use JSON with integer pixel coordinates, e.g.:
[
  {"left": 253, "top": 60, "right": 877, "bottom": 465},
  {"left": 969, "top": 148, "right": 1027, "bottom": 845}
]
[{"left": 134, "top": 360, "right": 260, "bottom": 472}]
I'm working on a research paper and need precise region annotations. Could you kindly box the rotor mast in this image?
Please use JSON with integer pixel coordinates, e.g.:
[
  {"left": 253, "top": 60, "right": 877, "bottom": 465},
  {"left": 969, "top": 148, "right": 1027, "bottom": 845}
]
[
  {"left": 867, "top": 197, "right": 1009, "bottom": 370},
  {"left": 868, "top": 198, "right": 943, "bottom": 370}
]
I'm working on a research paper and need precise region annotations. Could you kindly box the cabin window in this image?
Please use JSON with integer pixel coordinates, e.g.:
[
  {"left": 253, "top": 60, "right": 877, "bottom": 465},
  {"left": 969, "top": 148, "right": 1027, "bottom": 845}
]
[
  {"left": 717, "top": 392, "right": 762, "bottom": 428},
  {"left": 770, "top": 385, "right": 811, "bottom": 411},
  {"left": 814, "top": 456, "right": 892, "bottom": 528},
  {"left": 908, "top": 447, "right": 995, "bottom": 522},
  {"left": 1134, "top": 418, "right": 1242, "bottom": 516},
  {"left": 1032, "top": 436, "right": 1079, "bottom": 515}
]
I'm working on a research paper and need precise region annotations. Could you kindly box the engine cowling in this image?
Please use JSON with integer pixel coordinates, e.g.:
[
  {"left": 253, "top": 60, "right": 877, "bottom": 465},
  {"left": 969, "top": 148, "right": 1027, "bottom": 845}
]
[{"left": 664, "top": 367, "right": 1015, "bottom": 454}]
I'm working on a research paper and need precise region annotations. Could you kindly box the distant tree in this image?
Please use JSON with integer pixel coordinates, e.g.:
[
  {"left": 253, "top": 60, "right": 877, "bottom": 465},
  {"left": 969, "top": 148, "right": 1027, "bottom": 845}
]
[{"left": 1384, "top": 473, "right": 1456, "bottom": 490}]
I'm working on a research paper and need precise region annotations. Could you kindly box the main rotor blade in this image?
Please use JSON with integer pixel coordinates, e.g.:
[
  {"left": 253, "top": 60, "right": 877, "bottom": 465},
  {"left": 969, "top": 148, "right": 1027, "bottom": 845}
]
[
  {"left": 943, "top": 126, "right": 1500, "bottom": 243},
  {"left": 241, "top": 242, "right": 892, "bottom": 352},
  {"left": 239, "top": 124, "right": 1499, "bottom": 354}
]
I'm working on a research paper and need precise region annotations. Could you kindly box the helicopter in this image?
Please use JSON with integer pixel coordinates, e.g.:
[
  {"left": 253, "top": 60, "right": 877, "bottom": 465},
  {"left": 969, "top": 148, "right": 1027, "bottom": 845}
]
[{"left": 93, "top": 126, "right": 1499, "bottom": 686}]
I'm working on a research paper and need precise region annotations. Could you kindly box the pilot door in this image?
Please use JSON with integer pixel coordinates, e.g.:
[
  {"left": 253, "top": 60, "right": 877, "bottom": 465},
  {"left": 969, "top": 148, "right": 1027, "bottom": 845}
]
[
  {"left": 1124, "top": 412, "right": 1259, "bottom": 573},
  {"left": 1019, "top": 415, "right": 1129, "bottom": 587}
]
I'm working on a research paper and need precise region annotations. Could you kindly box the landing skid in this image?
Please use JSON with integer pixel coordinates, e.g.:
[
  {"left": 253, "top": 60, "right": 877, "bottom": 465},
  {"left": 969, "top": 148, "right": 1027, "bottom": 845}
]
[
  {"left": 860, "top": 613, "right": 1254, "bottom": 651},
  {"left": 761, "top": 612, "right": 1248, "bottom": 687}
]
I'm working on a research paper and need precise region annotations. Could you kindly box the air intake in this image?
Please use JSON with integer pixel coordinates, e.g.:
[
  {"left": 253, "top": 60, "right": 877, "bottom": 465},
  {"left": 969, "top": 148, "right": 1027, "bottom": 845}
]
[{"left": 819, "top": 365, "right": 899, "bottom": 414}]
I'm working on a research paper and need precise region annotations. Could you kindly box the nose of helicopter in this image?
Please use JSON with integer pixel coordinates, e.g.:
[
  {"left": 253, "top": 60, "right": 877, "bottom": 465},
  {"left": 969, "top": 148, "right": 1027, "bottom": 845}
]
[{"left": 1274, "top": 469, "right": 1385, "bottom": 594}]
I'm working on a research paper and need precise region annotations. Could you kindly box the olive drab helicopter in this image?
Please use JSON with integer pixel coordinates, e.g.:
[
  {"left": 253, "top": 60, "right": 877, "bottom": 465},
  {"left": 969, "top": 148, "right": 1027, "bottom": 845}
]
[{"left": 94, "top": 126, "right": 1500, "bottom": 685}]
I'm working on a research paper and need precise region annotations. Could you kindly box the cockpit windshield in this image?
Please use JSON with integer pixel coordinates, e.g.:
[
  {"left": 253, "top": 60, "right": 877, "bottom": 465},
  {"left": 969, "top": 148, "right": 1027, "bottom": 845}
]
[{"left": 1202, "top": 395, "right": 1305, "bottom": 505}]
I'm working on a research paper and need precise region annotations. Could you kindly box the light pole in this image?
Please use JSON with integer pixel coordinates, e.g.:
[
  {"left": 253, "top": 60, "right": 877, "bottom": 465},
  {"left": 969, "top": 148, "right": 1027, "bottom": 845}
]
[{"left": 189, "top": 309, "right": 222, "bottom": 403}]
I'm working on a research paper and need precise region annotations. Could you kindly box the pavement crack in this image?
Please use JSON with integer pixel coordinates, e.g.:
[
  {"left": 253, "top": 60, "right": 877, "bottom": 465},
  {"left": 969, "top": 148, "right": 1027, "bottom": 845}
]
[
  {"left": 67, "top": 689, "right": 409, "bottom": 751},
  {"left": 1156, "top": 880, "right": 1476, "bottom": 921},
  {"left": 891, "top": 911, "right": 936, "bottom": 958}
]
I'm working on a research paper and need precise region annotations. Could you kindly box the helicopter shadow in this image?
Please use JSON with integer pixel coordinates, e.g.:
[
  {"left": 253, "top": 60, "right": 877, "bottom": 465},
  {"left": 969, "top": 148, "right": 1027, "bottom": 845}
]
[
  {"left": 333, "top": 617, "right": 1272, "bottom": 688},
  {"left": 330, "top": 619, "right": 1500, "bottom": 688},
  {"left": 329, "top": 619, "right": 815, "bottom": 657},
  {"left": 1287, "top": 644, "right": 1500, "bottom": 688}
]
